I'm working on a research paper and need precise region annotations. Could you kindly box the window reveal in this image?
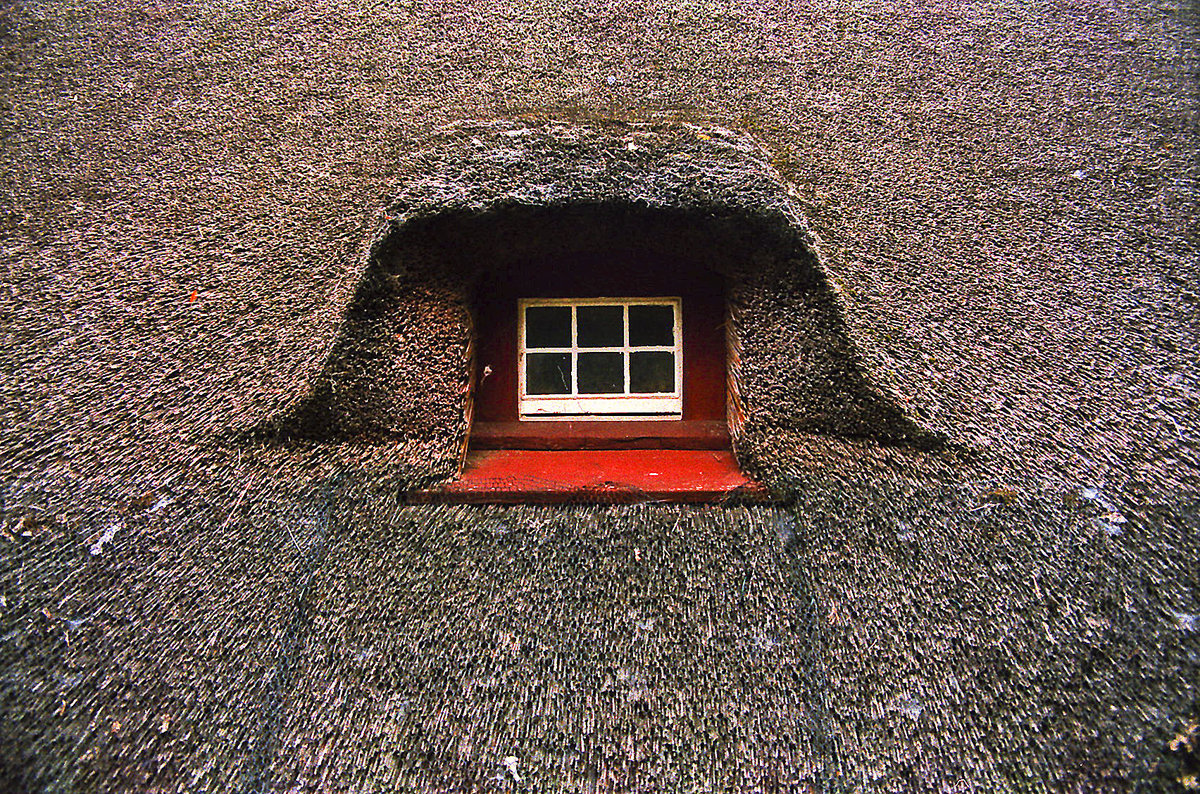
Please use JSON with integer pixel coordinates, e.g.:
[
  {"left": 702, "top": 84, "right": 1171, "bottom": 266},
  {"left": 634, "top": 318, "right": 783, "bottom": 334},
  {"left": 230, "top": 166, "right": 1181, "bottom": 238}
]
[{"left": 519, "top": 298, "right": 683, "bottom": 419}]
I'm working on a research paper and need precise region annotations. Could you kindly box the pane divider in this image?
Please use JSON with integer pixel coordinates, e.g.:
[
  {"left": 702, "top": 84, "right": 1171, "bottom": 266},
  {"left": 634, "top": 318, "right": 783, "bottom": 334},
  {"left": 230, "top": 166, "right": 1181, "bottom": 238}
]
[
  {"left": 570, "top": 304, "right": 578, "bottom": 397},
  {"left": 623, "top": 304, "right": 631, "bottom": 394}
]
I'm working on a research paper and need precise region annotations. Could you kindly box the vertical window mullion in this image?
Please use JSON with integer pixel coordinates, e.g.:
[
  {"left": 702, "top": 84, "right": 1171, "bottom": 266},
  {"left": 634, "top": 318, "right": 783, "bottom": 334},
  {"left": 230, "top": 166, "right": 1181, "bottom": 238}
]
[
  {"left": 519, "top": 304, "right": 526, "bottom": 399},
  {"left": 570, "top": 304, "right": 578, "bottom": 396},
  {"left": 623, "top": 304, "right": 631, "bottom": 395},
  {"left": 675, "top": 301, "right": 682, "bottom": 397}
]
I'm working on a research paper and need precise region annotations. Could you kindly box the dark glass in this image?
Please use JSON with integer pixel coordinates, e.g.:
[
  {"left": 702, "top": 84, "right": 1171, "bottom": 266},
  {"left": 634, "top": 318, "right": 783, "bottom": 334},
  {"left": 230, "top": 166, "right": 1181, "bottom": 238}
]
[
  {"left": 526, "top": 353, "right": 571, "bottom": 394},
  {"left": 629, "top": 304, "right": 674, "bottom": 346},
  {"left": 577, "top": 352, "right": 623, "bottom": 393},
  {"left": 576, "top": 305, "right": 624, "bottom": 347},
  {"left": 629, "top": 351, "right": 675, "bottom": 393},
  {"left": 525, "top": 306, "right": 571, "bottom": 348}
]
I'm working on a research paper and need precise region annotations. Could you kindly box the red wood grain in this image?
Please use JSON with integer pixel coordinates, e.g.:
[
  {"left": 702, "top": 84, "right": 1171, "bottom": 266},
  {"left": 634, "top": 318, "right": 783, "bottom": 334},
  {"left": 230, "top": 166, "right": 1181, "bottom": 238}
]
[
  {"left": 412, "top": 450, "right": 766, "bottom": 504},
  {"left": 470, "top": 420, "right": 729, "bottom": 450}
]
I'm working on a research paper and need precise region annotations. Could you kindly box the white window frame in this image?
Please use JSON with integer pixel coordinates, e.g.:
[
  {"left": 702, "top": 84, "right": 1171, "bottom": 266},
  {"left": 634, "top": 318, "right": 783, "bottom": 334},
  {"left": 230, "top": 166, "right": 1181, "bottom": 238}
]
[{"left": 519, "top": 297, "right": 683, "bottom": 420}]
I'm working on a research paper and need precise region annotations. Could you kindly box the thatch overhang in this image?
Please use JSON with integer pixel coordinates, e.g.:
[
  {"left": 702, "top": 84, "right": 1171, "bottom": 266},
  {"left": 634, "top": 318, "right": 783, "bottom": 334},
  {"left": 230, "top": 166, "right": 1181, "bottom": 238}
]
[{"left": 252, "top": 121, "right": 944, "bottom": 486}]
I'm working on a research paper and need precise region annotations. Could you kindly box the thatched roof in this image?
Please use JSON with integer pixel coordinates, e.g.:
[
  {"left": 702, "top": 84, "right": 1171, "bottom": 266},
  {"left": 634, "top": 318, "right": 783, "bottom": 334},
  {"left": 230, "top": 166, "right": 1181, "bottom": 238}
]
[
  {"left": 2, "top": 0, "right": 1197, "bottom": 791},
  {"left": 253, "top": 121, "right": 941, "bottom": 453}
]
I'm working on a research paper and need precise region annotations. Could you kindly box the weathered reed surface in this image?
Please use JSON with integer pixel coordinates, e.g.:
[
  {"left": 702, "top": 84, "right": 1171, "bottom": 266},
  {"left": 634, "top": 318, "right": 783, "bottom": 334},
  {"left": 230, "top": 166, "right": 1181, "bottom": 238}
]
[
  {"left": 2, "top": 0, "right": 1197, "bottom": 790},
  {"left": 1, "top": 463, "right": 1195, "bottom": 791}
]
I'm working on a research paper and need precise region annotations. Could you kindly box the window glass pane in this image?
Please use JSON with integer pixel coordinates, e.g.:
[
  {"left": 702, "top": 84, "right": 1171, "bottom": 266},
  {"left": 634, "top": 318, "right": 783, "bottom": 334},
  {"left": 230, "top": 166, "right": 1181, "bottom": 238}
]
[
  {"left": 629, "top": 351, "right": 675, "bottom": 393},
  {"left": 525, "top": 306, "right": 571, "bottom": 348},
  {"left": 628, "top": 304, "right": 674, "bottom": 347},
  {"left": 526, "top": 352, "right": 571, "bottom": 394},
  {"left": 576, "top": 305, "right": 624, "bottom": 347},
  {"left": 577, "top": 352, "right": 623, "bottom": 393}
]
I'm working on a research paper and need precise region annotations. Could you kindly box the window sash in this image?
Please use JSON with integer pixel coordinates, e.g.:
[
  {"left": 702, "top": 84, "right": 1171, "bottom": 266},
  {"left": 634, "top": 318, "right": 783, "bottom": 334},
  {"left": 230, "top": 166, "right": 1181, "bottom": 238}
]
[{"left": 519, "top": 297, "right": 683, "bottom": 419}]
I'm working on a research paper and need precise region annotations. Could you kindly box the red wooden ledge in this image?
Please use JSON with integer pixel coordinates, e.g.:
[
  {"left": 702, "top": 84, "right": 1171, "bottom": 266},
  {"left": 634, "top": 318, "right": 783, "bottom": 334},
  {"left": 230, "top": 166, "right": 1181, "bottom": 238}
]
[
  {"left": 410, "top": 450, "right": 767, "bottom": 504},
  {"left": 470, "top": 420, "right": 730, "bottom": 450}
]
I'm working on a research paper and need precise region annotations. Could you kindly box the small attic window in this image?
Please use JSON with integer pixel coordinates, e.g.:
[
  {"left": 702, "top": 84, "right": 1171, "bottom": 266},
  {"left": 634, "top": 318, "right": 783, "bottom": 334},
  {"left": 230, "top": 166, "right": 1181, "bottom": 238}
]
[
  {"left": 468, "top": 250, "right": 730, "bottom": 439},
  {"left": 412, "top": 248, "right": 765, "bottom": 502},
  {"left": 519, "top": 297, "right": 683, "bottom": 420}
]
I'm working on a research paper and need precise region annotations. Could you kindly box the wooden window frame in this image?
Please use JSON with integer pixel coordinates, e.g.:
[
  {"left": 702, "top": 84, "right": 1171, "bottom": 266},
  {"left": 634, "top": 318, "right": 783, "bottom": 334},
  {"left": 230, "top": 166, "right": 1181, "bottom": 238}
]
[{"left": 518, "top": 297, "right": 683, "bottom": 420}]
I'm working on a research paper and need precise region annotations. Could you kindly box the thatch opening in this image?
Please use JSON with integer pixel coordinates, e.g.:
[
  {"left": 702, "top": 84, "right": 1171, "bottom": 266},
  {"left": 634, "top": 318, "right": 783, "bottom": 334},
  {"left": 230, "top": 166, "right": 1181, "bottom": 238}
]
[{"left": 246, "top": 122, "right": 943, "bottom": 480}]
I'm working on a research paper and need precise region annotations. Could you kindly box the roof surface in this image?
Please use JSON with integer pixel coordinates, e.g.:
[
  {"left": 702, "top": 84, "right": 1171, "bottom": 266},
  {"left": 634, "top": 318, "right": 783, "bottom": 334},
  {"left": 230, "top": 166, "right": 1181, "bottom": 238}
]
[{"left": 1, "top": 0, "right": 1197, "bottom": 790}]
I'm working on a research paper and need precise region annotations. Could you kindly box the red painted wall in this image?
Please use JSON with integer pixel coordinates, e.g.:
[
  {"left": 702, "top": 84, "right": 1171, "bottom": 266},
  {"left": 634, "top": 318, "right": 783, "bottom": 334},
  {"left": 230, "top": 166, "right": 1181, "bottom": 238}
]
[{"left": 472, "top": 251, "right": 727, "bottom": 424}]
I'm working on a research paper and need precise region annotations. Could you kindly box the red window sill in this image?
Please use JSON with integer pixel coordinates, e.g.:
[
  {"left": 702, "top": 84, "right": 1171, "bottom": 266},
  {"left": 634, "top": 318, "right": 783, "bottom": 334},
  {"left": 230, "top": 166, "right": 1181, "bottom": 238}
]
[
  {"left": 469, "top": 420, "right": 730, "bottom": 450},
  {"left": 410, "top": 449, "right": 766, "bottom": 504}
]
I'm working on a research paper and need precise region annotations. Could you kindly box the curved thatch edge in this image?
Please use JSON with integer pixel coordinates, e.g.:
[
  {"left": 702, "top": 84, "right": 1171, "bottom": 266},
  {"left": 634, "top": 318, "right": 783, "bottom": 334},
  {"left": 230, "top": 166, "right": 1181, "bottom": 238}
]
[{"left": 240, "top": 120, "right": 951, "bottom": 460}]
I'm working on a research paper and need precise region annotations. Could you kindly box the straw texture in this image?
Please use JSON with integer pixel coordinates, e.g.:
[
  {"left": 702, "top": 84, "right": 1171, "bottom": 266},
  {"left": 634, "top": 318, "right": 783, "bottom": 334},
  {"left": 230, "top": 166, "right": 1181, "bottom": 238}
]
[{"left": 2, "top": 0, "right": 1197, "bottom": 791}]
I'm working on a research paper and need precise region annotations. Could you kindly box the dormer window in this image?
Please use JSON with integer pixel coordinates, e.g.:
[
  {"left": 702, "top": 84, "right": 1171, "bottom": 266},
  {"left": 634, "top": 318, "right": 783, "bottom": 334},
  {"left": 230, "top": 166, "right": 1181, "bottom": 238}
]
[
  {"left": 261, "top": 122, "right": 936, "bottom": 503},
  {"left": 519, "top": 298, "right": 682, "bottom": 420},
  {"left": 428, "top": 250, "right": 762, "bottom": 502},
  {"left": 467, "top": 251, "right": 729, "bottom": 437}
]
